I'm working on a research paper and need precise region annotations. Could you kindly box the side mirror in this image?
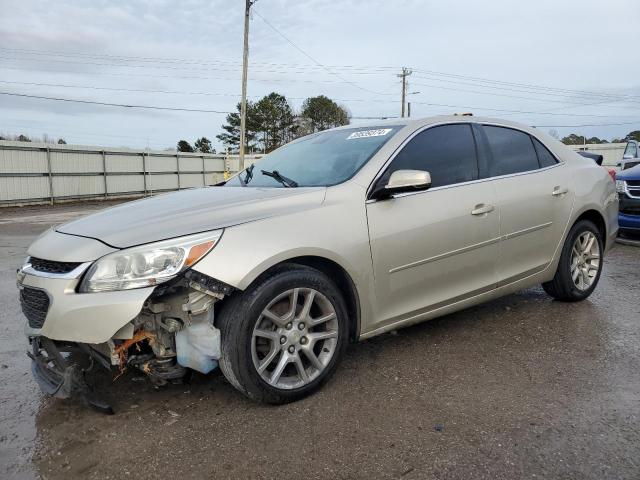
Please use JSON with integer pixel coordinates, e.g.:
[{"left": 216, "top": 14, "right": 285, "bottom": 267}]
[
  {"left": 371, "top": 169, "right": 432, "bottom": 200},
  {"left": 623, "top": 154, "right": 634, "bottom": 160}
]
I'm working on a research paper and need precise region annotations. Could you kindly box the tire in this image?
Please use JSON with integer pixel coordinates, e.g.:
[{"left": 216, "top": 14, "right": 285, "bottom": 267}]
[
  {"left": 216, "top": 263, "right": 349, "bottom": 404},
  {"left": 542, "top": 219, "right": 603, "bottom": 302}
]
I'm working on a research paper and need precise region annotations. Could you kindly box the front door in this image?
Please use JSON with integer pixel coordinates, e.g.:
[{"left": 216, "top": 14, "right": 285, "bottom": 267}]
[{"left": 366, "top": 123, "right": 500, "bottom": 331}]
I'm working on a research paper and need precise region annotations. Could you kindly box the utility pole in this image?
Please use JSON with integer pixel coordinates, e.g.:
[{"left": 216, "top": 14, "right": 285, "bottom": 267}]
[
  {"left": 239, "top": 0, "right": 255, "bottom": 171},
  {"left": 397, "top": 67, "right": 412, "bottom": 118}
]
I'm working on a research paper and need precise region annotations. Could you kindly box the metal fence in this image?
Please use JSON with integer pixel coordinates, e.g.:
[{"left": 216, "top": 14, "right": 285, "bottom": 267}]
[{"left": 0, "top": 140, "right": 262, "bottom": 206}]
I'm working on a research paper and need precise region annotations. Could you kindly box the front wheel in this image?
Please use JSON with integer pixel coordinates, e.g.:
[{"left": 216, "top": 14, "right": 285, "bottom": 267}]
[
  {"left": 216, "top": 264, "right": 349, "bottom": 404},
  {"left": 542, "top": 219, "right": 603, "bottom": 301}
]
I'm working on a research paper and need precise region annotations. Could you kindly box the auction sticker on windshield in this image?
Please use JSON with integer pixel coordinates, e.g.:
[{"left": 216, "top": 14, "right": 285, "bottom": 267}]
[{"left": 347, "top": 128, "right": 393, "bottom": 140}]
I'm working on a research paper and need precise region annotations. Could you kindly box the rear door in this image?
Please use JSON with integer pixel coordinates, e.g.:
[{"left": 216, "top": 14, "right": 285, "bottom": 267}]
[
  {"left": 366, "top": 123, "right": 500, "bottom": 330},
  {"left": 477, "top": 125, "right": 574, "bottom": 286}
]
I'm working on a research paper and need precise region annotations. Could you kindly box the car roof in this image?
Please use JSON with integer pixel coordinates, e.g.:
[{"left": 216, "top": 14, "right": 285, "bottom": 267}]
[{"left": 334, "top": 115, "right": 540, "bottom": 133}]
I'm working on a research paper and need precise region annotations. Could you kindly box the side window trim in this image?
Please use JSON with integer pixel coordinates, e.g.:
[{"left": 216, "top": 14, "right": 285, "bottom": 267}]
[
  {"left": 368, "top": 122, "right": 480, "bottom": 197},
  {"left": 469, "top": 123, "right": 482, "bottom": 180},
  {"left": 366, "top": 122, "right": 563, "bottom": 202},
  {"left": 531, "top": 136, "right": 559, "bottom": 168},
  {"left": 471, "top": 123, "right": 492, "bottom": 179},
  {"left": 530, "top": 136, "right": 543, "bottom": 169},
  {"left": 478, "top": 124, "right": 557, "bottom": 179}
]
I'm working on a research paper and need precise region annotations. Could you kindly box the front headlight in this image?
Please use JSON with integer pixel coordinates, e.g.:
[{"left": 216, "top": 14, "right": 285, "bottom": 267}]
[
  {"left": 615, "top": 180, "right": 626, "bottom": 193},
  {"left": 79, "top": 230, "right": 223, "bottom": 293}
]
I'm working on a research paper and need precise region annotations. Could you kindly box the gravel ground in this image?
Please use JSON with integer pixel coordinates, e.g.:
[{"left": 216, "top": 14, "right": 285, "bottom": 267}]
[{"left": 0, "top": 202, "right": 639, "bottom": 480}]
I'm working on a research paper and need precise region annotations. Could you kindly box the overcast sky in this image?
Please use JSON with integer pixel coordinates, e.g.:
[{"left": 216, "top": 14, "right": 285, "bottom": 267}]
[{"left": 0, "top": 0, "right": 639, "bottom": 150}]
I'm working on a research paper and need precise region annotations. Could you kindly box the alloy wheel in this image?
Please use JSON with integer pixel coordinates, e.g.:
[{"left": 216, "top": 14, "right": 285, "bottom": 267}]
[
  {"left": 251, "top": 288, "right": 339, "bottom": 390},
  {"left": 570, "top": 231, "right": 600, "bottom": 291}
]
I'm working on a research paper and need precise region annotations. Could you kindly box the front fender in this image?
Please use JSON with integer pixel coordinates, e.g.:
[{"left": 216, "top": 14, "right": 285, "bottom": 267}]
[{"left": 191, "top": 187, "right": 376, "bottom": 331}]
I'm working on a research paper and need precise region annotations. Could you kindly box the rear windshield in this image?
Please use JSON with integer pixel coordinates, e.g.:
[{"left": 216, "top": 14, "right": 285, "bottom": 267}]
[{"left": 226, "top": 126, "right": 403, "bottom": 188}]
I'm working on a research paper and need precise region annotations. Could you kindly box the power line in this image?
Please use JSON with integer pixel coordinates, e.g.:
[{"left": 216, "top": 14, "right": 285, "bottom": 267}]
[
  {"left": 412, "top": 81, "right": 602, "bottom": 107},
  {"left": 500, "top": 96, "right": 636, "bottom": 118},
  {"left": 416, "top": 76, "right": 640, "bottom": 103},
  {"left": 0, "top": 46, "right": 400, "bottom": 72},
  {"left": 4, "top": 55, "right": 638, "bottom": 109},
  {"left": 0, "top": 79, "right": 399, "bottom": 103},
  {"left": 533, "top": 121, "right": 640, "bottom": 128},
  {"left": 2, "top": 96, "right": 634, "bottom": 140},
  {"left": 3, "top": 45, "right": 638, "bottom": 103},
  {"left": 0, "top": 91, "right": 233, "bottom": 113},
  {"left": 2, "top": 49, "right": 638, "bottom": 108},
  {"left": 0, "top": 54, "right": 397, "bottom": 76},
  {"left": 4, "top": 46, "right": 638, "bottom": 102},
  {"left": 410, "top": 100, "right": 638, "bottom": 118},
  {"left": 4, "top": 79, "right": 638, "bottom": 120},
  {"left": 0, "top": 90, "right": 398, "bottom": 119},
  {"left": 251, "top": 9, "right": 394, "bottom": 96},
  {"left": 0, "top": 64, "right": 362, "bottom": 86},
  {"left": 0, "top": 80, "right": 247, "bottom": 97},
  {"left": 412, "top": 69, "right": 640, "bottom": 102},
  {"left": 3, "top": 89, "right": 637, "bottom": 121},
  {"left": 413, "top": 73, "right": 634, "bottom": 100}
]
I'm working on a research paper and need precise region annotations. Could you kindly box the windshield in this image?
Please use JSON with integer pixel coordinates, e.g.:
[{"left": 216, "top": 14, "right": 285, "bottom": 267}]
[
  {"left": 624, "top": 142, "right": 637, "bottom": 159},
  {"left": 225, "top": 126, "right": 403, "bottom": 188}
]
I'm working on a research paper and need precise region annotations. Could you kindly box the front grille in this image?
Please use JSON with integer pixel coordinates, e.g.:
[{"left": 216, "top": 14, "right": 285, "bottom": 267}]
[
  {"left": 627, "top": 186, "right": 640, "bottom": 199},
  {"left": 20, "top": 286, "right": 50, "bottom": 329},
  {"left": 29, "top": 257, "right": 81, "bottom": 274},
  {"left": 620, "top": 205, "right": 640, "bottom": 216},
  {"left": 627, "top": 180, "right": 640, "bottom": 187}
]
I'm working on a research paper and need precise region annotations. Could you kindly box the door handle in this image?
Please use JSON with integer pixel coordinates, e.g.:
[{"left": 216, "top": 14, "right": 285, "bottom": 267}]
[
  {"left": 471, "top": 204, "right": 495, "bottom": 216},
  {"left": 552, "top": 186, "right": 568, "bottom": 196}
]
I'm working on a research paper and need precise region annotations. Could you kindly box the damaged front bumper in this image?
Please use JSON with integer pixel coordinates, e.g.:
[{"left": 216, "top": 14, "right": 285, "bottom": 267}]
[
  {"left": 19, "top": 260, "right": 233, "bottom": 411},
  {"left": 29, "top": 336, "right": 115, "bottom": 413},
  {"left": 19, "top": 261, "right": 155, "bottom": 344}
]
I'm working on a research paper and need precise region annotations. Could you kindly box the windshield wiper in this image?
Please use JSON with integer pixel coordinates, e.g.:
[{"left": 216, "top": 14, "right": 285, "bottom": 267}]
[
  {"left": 240, "top": 164, "right": 255, "bottom": 186},
  {"left": 260, "top": 169, "right": 298, "bottom": 188}
]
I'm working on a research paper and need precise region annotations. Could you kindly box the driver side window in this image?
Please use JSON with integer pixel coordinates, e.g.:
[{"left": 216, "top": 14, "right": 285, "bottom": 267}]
[{"left": 380, "top": 124, "right": 479, "bottom": 189}]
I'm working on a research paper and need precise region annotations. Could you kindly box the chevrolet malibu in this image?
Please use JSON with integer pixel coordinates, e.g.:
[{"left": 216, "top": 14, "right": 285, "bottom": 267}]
[{"left": 18, "top": 116, "right": 618, "bottom": 410}]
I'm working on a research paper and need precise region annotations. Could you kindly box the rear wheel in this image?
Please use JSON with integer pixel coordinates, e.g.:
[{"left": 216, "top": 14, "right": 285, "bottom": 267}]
[
  {"left": 216, "top": 264, "right": 349, "bottom": 404},
  {"left": 542, "top": 220, "right": 603, "bottom": 301}
]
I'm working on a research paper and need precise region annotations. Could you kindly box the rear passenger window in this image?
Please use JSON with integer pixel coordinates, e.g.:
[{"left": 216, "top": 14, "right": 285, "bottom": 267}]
[
  {"left": 484, "top": 126, "right": 539, "bottom": 176},
  {"left": 532, "top": 138, "right": 558, "bottom": 167},
  {"left": 382, "top": 124, "right": 478, "bottom": 188}
]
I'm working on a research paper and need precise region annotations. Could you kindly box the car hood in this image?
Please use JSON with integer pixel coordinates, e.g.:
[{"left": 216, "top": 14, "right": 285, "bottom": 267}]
[
  {"left": 56, "top": 186, "right": 326, "bottom": 248},
  {"left": 618, "top": 164, "right": 640, "bottom": 181}
]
